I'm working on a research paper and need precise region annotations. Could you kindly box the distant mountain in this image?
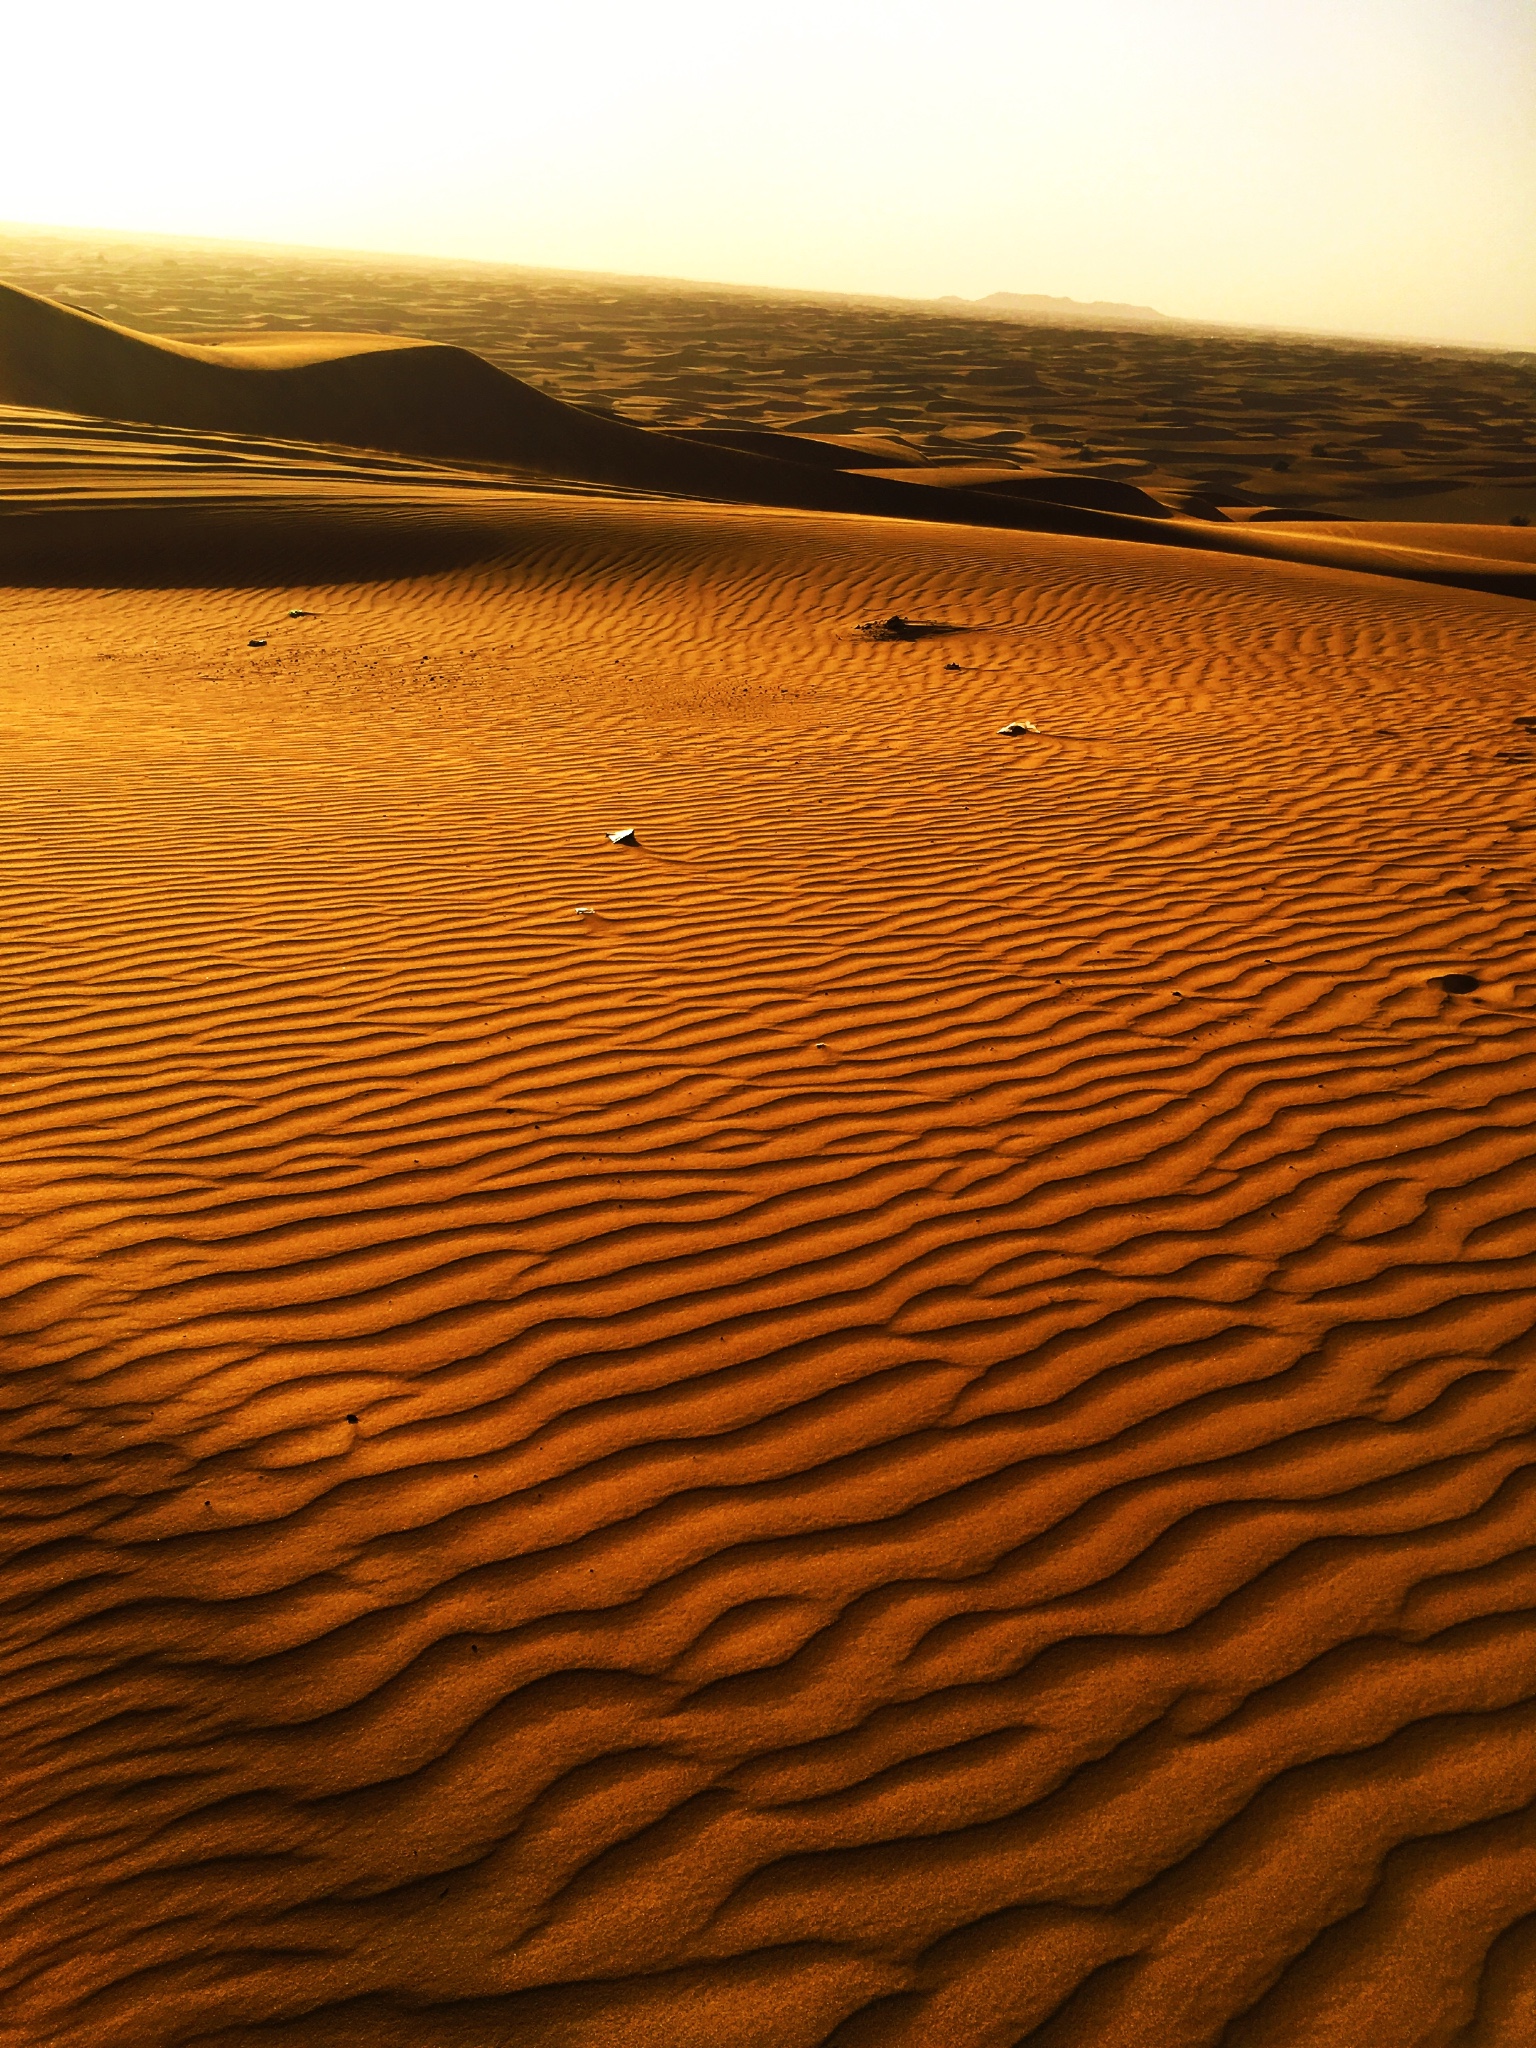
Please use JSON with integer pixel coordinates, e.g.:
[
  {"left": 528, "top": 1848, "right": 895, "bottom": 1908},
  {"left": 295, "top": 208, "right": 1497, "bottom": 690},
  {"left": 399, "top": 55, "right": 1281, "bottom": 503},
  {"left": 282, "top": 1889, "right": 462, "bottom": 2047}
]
[{"left": 943, "top": 291, "right": 1172, "bottom": 326}]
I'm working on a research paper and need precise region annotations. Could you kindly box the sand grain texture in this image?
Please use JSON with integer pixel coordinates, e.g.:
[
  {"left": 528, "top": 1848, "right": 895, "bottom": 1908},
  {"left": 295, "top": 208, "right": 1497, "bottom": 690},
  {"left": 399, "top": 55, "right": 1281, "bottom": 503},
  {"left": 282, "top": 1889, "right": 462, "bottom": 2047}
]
[{"left": 2, "top": 278, "right": 1536, "bottom": 2048}]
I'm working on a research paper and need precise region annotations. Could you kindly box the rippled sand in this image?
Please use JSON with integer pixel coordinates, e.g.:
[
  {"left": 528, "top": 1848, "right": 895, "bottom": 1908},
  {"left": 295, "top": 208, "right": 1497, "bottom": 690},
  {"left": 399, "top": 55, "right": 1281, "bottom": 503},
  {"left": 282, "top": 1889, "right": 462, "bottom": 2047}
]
[{"left": 4, "top": 269, "right": 1536, "bottom": 2047}]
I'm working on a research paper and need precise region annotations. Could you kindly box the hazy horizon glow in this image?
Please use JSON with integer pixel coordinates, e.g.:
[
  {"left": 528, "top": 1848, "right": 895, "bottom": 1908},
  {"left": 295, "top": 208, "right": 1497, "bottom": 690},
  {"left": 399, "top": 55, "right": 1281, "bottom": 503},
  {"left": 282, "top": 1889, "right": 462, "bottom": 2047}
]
[{"left": 5, "top": 0, "right": 1534, "bottom": 348}]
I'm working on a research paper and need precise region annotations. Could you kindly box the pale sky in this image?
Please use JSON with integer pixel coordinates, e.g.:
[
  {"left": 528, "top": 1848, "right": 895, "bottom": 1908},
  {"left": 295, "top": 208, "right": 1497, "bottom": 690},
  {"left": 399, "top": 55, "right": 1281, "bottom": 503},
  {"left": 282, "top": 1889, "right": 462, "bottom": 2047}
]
[{"left": 5, "top": 0, "right": 1533, "bottom": 347}]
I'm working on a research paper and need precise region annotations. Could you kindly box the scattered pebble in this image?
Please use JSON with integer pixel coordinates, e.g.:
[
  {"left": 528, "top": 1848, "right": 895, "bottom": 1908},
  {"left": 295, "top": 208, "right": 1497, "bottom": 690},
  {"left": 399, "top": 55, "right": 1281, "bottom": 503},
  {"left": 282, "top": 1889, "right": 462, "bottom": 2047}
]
[
  {"left": 248, "top": 638, "right": 267, "bottom": 648},
  {"left": 288, "top": 609, "right": 312, "bottom": 619},
  {"left": 607, "top": 827, "right": 637, "bottom": 846},
  {"left": 574, "top": 906, "right": 597, "bottom": 917},
  {"left": 998, "top": 720, "right": 1040, "bottom": 735},
  {"left": 945, "top": 662, "right": 963, "bottom": 672}
]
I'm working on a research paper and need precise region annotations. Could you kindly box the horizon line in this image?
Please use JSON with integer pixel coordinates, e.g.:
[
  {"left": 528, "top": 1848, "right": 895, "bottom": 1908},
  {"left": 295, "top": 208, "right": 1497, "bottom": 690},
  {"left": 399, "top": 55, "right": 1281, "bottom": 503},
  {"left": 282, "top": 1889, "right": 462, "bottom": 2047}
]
[{"left": 2, "top": 213, "right": 1530, "bottom": 362}]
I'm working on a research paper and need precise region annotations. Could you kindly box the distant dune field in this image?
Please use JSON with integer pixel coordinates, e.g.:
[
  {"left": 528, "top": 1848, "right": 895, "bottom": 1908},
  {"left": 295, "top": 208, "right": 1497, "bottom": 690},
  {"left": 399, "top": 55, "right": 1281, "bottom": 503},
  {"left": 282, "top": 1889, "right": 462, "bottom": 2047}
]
[
  {"left": 5, "top": 221, "right": 1533, "bottom": 526},
  {"left": 3, "top": 245, "right": 1536, "bottom": 2048}
]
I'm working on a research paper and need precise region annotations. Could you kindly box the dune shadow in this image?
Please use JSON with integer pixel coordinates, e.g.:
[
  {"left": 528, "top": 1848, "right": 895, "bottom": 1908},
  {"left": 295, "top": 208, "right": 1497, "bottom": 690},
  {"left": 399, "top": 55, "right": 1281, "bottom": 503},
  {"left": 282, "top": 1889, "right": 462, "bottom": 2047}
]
[{"left": 0, "top": 500, "right": 512, "bottom": 589}]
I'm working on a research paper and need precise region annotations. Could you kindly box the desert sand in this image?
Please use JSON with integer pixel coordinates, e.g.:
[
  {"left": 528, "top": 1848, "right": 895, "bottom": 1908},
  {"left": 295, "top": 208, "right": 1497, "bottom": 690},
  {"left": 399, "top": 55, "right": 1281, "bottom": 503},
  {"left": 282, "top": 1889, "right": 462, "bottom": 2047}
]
[
  {"left": 2, "top": 247, "right": 1536, "bottom": 2048},
  {"left": 6, "top": 222, "right": 1534, "bottom": 526}
]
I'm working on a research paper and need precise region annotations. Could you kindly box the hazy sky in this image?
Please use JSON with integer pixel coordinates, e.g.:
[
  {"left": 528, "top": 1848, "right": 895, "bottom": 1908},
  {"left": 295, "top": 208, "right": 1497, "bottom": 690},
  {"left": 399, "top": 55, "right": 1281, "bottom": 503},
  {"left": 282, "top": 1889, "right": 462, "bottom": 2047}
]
[{"left": 6, "top": 0, "right": 1533, "bottom": 346}]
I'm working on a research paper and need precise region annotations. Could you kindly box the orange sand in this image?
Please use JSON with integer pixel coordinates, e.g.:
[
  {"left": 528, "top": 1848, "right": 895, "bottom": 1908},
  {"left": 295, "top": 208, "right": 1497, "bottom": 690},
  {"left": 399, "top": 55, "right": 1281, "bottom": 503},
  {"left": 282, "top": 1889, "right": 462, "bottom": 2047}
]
[
  {"left": 3, "top": 277, "right": 1536, "bottom": 2048},
  {"left": 5, "top": 221, "right": 1534, "bottom": 527}
]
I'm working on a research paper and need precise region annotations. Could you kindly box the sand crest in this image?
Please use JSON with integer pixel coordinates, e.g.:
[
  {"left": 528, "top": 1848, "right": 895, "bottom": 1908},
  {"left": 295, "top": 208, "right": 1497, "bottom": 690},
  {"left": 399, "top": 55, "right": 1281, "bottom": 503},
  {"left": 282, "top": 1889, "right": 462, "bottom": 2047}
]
[
  {"left": 6, "top": 222, "right": 1531, "bottom": 528},
  {"left": 5, "top": 286, "right": 1535, "bottom": 601}
]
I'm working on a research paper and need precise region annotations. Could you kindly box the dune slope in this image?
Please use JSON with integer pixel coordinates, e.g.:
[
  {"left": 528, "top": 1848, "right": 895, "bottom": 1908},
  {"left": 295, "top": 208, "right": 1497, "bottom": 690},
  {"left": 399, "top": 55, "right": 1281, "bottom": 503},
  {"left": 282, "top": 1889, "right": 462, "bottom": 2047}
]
[
  {"left": 1, "top": 281, "right": 1160, "bottom": 526},
  {"left": 7, "top": 224, "right": 1534, "bottom": 525},
  {"left": 5, "top": 284, "right": 1536, "bottom": 601},
  {"left": 2, "top": 451, "right": 1535, "bottom": 2045}
]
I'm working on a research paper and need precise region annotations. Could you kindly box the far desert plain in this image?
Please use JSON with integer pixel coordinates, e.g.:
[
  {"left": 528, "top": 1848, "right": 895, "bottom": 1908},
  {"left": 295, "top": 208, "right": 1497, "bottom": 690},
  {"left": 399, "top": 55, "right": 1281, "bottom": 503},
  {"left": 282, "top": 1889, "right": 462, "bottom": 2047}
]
[{"left": 2, "top": 223, "right": 1536, "bottom": 2048}]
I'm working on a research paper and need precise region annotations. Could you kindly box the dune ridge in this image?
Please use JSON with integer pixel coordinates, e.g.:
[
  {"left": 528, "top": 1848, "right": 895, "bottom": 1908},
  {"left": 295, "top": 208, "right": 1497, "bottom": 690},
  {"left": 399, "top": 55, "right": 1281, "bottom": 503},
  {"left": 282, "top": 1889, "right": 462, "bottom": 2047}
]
[
  {"left": 5, "top": 285, "right": 1536, "bottom": 601},
  {"left": 7, "top": 223, "right": 1531, "bottom": 528},
  {"left": 2, "top": 405, "right": 1536, "bottom": 2047}
]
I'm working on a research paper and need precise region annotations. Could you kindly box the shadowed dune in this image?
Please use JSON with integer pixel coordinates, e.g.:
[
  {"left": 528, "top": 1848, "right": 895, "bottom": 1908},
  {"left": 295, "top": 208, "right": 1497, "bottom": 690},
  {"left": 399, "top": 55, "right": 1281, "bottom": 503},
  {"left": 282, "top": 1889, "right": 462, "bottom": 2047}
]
[
  {"left": 0, "top": 406, "right": 566, "bottom": 584},
  {"left": 2, "top": 280, "right": 1159, "bottom": 528},
  {"left": 855, "top": 466, "right": 1182, "bottom": 516},
  {"left": 5, "top": 283, "right": 1536, "bottom": 601},
  {"left": 2, "top": 391, "right": 1536, "bottom": 2043},
  {"left": 673, "top": 427, "right": 911, "bottom": 470},
  {"left": 7, "top": 222, "right": 1531, "bottom": 528}
]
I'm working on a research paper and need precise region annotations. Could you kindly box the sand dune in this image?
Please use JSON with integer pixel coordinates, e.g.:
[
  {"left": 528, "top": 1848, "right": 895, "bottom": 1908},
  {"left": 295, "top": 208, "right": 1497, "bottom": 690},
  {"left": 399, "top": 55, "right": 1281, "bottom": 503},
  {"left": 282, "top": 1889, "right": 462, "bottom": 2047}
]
[
  {"left": 1272, "top": 519, "right": 1536, "bottom": 565},
  {"left": 4, "top": 279, "right": 1126, "bottom": 525},
  {"left": 6, "top": 222, "right": 1531, "bottom": 527},
  {"left": 6, "top": 286, "right": 1535, "bottom": 602},
  {"left": 3, "top": 247, "right": 1536, "bottom": 2046},
  {"left": 0, "top": 405, "right": 574, "bottom": 583}
]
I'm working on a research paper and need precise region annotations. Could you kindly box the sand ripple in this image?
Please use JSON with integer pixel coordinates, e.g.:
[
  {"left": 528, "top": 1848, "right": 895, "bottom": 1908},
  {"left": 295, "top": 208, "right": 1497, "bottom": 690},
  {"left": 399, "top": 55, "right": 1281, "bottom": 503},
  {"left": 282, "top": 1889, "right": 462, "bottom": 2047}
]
[{"left": 2, "top": 482, "right": 1535, "bottom": 2045}]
